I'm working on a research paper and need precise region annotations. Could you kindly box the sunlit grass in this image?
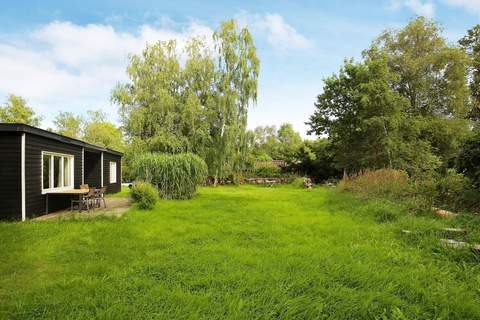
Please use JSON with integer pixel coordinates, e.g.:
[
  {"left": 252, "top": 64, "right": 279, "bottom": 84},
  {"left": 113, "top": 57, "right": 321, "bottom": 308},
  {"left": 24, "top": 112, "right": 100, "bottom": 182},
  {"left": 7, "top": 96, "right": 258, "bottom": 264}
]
[{"left": 1, "top": 185, "right": 479, "bottom": 319}]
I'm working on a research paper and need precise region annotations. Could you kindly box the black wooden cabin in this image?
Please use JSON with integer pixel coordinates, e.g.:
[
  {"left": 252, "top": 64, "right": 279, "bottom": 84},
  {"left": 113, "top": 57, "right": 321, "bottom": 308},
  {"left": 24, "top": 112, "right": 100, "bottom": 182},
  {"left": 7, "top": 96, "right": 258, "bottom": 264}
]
[{"left": 0, "top": 123, "right": 122, "bottom": 220}]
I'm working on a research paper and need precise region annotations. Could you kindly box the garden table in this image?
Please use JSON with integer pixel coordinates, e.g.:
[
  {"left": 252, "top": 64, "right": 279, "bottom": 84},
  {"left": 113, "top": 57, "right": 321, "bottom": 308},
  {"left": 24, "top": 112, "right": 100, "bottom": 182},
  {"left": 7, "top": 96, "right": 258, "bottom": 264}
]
[{"left": 45, "top": 189, "right": 89, "bottom": 213}]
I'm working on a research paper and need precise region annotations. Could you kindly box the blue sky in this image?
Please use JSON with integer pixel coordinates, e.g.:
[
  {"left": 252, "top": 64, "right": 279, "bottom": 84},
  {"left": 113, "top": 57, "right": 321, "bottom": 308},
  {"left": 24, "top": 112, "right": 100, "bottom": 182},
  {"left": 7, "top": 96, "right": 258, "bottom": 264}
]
[{"left": 0, "top": 0, "right": 478, "bottom": 136}]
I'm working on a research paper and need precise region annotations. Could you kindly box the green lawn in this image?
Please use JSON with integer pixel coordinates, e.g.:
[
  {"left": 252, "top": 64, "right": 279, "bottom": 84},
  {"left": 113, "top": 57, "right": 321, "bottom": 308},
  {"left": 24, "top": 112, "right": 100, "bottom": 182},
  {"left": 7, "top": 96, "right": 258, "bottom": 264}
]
[{"left": 1, "top": 185, "right": 479, "bottom": 319}]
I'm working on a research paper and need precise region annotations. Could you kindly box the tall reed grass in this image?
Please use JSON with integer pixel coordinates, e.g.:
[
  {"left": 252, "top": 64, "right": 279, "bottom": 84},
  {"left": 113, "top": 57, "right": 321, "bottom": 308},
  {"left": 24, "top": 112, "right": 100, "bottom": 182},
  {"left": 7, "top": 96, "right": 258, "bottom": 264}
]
[{"left": 132, "top": 153, "right": 207, "bottom": 199}]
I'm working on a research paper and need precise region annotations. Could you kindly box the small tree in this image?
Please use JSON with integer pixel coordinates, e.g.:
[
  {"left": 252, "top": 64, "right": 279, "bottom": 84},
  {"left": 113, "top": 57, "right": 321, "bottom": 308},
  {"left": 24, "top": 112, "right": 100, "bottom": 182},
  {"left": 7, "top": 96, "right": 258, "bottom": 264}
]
[
  {"left": 83, "top": 110, "right": 124, "bottom": 151},
  {"left": 53, "top": 112, "right": 83, "bottom": 139},
  {"left": 0, "top": 94, "right": 42, "bottom": 126}
]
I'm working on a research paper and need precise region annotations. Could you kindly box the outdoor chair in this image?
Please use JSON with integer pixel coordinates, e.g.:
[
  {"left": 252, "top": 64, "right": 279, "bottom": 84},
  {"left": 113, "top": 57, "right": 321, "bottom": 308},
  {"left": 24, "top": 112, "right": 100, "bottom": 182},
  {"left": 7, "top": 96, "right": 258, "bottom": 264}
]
[
  {"left": 94, "top": 187, "right": 107, "bottom": 208},
  {"left": 71, "top": 188, "right": 96, "bottom": 212}
]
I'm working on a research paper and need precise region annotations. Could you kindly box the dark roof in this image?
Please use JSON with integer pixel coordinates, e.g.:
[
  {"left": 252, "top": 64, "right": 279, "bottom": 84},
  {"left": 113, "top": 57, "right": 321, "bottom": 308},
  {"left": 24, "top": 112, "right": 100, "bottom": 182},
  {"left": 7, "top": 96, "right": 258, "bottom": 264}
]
[{"left": 0, "top": 123, "right": 123, "bottom": 156}]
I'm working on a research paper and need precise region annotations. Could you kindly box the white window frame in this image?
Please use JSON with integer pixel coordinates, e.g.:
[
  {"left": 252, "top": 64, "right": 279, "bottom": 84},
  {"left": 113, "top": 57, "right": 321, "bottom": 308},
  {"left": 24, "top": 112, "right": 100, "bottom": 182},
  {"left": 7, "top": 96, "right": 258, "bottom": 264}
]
[
  {"left": 41, "top": 151, "right": 75, "bottom": 194},
  {"left": 109, "top": 161, "right": 117, "bottom": 184}
]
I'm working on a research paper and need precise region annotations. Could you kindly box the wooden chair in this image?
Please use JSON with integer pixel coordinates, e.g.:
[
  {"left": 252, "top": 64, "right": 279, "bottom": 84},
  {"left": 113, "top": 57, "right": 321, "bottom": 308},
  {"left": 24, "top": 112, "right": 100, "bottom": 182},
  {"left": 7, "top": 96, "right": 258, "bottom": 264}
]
[
  {"left": 94, "top": 187, "right": 107, "bottom": 208},
  {"left": 99, "top": 186, "right": 107, "bottom": 208},
  {"left": 71, "top": 188, "right": 96, "bottom": 212}
]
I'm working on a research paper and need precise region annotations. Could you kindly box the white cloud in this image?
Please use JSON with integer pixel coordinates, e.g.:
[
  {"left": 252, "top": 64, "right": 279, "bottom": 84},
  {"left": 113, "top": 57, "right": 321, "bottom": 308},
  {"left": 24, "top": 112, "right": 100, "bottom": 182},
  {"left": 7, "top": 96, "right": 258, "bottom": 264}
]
[
  {"left": 236, "top": 12, "right": 313, "bottom": 52},
  {"left": 443, "top": 0, "right": 480, "bottom": 16},
  {"left": 0, "top": 20, "right": 213, "bottom": 127},
  {"left": 389, "top": 0, "right": 435, "bottom": 18}
]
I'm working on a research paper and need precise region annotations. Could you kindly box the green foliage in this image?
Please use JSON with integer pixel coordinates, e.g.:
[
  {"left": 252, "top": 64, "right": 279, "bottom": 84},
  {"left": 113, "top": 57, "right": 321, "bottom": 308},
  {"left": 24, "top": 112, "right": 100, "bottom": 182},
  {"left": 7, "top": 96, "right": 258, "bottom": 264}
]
[
  {"left": 290, "top": 177, "right": 307, "bottom": 188},
  {"left": 307, "top": 17, "right": 471, "bottom": 177},
  {"left": 51, "top": 109, "right": 124, "bottom": 152},
  {"left": 53, "top": 112, "right": 83, "bottom": 139},
  {"left": 292, "top": 139, "right": 342, "bottom": 182},
  {"left": 249, "top": 123, "right": 303, "bottom": 163},
  {"left": 113, "top": 20, "right": 259, "bottom": 182},
  {"left": 0, "top": 94, "right": 42, "bottom": 126},
  {"left": 83, "top": 121, "right": 124, "bottom": 152},
  {"left": 457, "top": 132, "right": 480, "bottom": 190},
  {"left": 459, "top": 24, "right": 480, "bottom": 122},
  {"left": 132, "top": 153, "right": 207, "bottom": 199},
  {"left": 130, "top": 182, "right": 159, "bottom": 210},
  {"left": 339, "top": 168, "right": 479, "bottom": 213},
  {"left": 307, "top": 55, "right": 412, "bottom": 173},
  {"left": 436, "top": 169, "right": 478, "bottom": 211},
  {"left": 252, "top": 162, "right": 281, "bottom": 177}
]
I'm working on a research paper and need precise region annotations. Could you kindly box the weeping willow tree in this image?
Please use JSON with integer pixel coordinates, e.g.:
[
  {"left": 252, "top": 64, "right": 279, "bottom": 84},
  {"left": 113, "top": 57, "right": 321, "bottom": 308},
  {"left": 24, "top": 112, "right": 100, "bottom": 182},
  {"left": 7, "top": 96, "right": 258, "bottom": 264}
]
[
  {"left": 207, "top": 20, "right": 260, "bottom": 183},
  {"left": 113, "top": 20, "right": 259, "bottom": 184}
]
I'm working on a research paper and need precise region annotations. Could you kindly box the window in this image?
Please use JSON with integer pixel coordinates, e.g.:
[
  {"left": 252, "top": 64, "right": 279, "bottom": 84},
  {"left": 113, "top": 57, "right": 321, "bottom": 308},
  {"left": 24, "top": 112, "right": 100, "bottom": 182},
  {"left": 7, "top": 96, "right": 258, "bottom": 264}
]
[
  {"left": 109, "top": 161, "right": 117, "bottom": 184},
  {"left": 42, "top": 152, "right": 74, "bottom": 193}
]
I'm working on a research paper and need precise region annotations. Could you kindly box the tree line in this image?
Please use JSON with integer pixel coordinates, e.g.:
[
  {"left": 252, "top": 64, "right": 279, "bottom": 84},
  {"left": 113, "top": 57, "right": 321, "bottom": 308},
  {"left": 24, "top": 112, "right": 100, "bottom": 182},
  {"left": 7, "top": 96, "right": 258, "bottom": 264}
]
[
  {"left": 307, "top": 17, "right": 480, "bottom": 189},
  {"left": 1, "top": 17, "right": 479, "bottom": 190}
]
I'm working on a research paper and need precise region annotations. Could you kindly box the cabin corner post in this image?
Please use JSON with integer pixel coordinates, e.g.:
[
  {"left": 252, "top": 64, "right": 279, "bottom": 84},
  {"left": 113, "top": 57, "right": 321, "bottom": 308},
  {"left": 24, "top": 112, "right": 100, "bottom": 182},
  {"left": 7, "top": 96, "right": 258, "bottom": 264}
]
[
  {"left": 81, "top": 148, "right": 84, "bottom": 185},
  {"left": 21, "top": 133, "right": 26, "bottom": 221},
  {"left": 101, "top": 152, "right": 104, "bottom": 187}
]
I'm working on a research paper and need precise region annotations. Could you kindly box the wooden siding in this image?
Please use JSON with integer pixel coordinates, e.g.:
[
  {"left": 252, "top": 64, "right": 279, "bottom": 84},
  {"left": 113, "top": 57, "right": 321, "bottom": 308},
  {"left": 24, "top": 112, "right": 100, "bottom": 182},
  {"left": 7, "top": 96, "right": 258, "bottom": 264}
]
[
  {"left": 103, "top": 153, "right": 122, "bottom": 193},
  {"left": 0, "top": 132, "right": 21, "bottom": 220},
  {"left": 84, "top": 151, "right": 102, "bottom": 188},
  {"left": 25, "top": 134, "right": 83, "bottom": 217}
]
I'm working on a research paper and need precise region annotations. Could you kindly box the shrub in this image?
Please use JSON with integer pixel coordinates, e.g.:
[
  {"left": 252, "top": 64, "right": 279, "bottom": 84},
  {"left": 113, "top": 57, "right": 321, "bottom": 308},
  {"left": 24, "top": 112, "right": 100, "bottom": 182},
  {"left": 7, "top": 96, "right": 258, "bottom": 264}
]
[
  {"left": 436, "top": 169, "right": 479, "bottom": 212},
  {"left": 252, "top": 163, "right": 281, "bottom": 177},
  {"left": 338, "top": 168, "right": 410, "bottom": 199},
  {"left": 130, "top": 182, "right": 158, "bottom": 210},
  {"left": 132, "top": 153, "right": 207, "bottom": 199},
  {"left": 291, "top": 177, "right": 307, "bottom": 188},
  {"left": 339, "top": 168, "right": 480, "bottom": 213},
  {"left": 457, "top": 132, "right": 480, "bottom": 190}
]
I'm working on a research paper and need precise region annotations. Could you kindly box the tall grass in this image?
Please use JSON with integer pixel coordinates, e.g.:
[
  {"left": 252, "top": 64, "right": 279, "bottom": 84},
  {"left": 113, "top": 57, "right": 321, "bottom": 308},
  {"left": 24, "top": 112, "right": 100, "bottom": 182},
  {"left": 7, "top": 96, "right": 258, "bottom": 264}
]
[
  {"left": 1, "top": 186, "right": 479, "bottom": 318},
  {"left": 132, "top": 153, "right": 207, "bottom": 199},
  {"left": 338, "top": 168, "right": 410, "bottom": 199},
  {"left": 338, "top": 168, "right": 480, "bottom": 212}
]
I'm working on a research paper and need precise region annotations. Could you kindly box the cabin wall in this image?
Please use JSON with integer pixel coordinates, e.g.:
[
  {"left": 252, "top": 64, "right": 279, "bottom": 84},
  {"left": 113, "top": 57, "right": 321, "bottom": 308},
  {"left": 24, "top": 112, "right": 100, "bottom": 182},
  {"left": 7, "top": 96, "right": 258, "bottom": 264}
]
[
  {"left": 103, "top": 153, "right": 122, "bottom": 193},
  {"left": 0, "top": 132, "right": 22, "bottom": 220},
  {"left": 25, "top": 134, "right": 83, "bottom": 218},
  {"left": 84, "top": 151, "right": 102, "bottom": 188}
]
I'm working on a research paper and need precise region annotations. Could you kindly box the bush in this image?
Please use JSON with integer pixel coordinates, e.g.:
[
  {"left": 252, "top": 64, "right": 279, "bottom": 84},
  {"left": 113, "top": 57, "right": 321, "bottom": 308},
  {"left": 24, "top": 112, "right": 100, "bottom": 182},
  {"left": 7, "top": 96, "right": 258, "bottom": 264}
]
[
  {"left": 130, "top": 182, "right": 158, "bottom": 210},
  {"left": 339, "top": 168, "right": 480, "bottom": 213},
  {"left": 457, "top": 133, "right": 480, "bottom": 190},
  {"left": 291, "top": 177, "right": 307, "bottom": 188},
  {"left": 252, "top": 163, "right": 281, "bottom": 177},
  {"left": 132, "top": 153, "right": 207, "bottom": 199},
  {"left": 436, "top": 169, "right": 479, "bottom": 212},
  {"left": 338, "top": 168, "right": 410, "bottom": 199}
]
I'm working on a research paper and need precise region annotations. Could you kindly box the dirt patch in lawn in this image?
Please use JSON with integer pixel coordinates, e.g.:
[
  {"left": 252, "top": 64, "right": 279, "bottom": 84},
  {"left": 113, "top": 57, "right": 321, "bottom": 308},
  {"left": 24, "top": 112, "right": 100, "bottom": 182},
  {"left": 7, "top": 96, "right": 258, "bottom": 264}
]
[{"left": 34, "top": 197, "right": 131, "bottom": 221}]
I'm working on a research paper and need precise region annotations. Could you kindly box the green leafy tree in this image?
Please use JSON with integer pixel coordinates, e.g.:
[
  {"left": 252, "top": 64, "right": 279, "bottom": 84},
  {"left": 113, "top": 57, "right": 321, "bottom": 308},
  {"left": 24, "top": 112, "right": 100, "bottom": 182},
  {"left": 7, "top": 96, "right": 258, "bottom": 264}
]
[
  {"left": 293, "top": 139, "right": 342, "bottom": 182},
  {"left": 83, "top": 110, "right": 124, "bottom": 152},
  {"left": 459, "top": 24, "right": 480, "bottom": 122},
  {"left": 0, "top": 94, "right": 42, "bottom": 126},
  {"left": 250, "top": 125, "right": 278, "bottom": 160},
  {"left": 308, "top": 55, "right": 412, "bottom": 174},
  {"left": 369, "top": 17, "right": 471, "bottom": 167},
  {"left": 249, "top": 123, "right": 303, "bottom": 162},
  {"left": 113, "top": 19, "right": 259, "bottom": 184},
  {"left": 308, "top": 18, "right": 471, "bottom": 177},
  {"left": 277, "top": 123, "right": 303, "bottom": 161},
  {"left": 53, "top": 112, "right": 83, "bottom": 139}
]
